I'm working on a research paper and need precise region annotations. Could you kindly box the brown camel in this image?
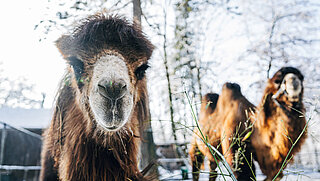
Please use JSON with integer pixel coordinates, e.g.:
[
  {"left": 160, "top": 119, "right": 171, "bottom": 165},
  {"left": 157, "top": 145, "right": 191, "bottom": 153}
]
[
  {"left": 190, "top": 67, "right": 307, "bottom": 181},
  {"left": 39, "top": 14, "right": 154, "bottom": 181}
]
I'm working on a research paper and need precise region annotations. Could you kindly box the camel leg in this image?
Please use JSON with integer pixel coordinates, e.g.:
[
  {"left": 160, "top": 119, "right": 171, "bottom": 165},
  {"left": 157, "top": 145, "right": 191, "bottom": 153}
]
[
  {"left": 236, "top": 156, "right": 256, "bottom": 181},
  {"left": 190, "top": 146, "right": 204, "bottom": 181},
  {"left": 236, "top": 145, "right": 256, "bottom": 181},
  {"left": 209, "top": 161, "right": 218, "bottom": 181},
  {"left": 264, "top": 173, "right": 283, "bottom": 181}
]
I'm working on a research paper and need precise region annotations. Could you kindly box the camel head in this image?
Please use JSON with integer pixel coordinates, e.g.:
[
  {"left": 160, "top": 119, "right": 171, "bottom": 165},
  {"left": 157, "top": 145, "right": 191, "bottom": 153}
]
[
  {"left": 270, "top": 67, "right": 304, "bottom": 103},
  {"left": 55, "top": 14, "right": 154, "bottom": 132}
]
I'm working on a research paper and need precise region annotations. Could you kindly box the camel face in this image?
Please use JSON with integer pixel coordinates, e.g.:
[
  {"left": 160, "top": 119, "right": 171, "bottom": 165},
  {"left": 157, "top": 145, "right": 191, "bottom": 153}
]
[
  {"left": 89, "top": 54, "right": 134, "bottom": 131},
  {"left": 283, "top": 73, "right": 302, "bottom": 102},
  {"left": 54, "top": 14, "right": 154, "bottom": 133}
]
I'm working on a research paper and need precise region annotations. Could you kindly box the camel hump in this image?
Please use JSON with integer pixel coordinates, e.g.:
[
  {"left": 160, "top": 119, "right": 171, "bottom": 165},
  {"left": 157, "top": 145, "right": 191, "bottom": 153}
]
[
  {"left": 200, "top": 93, "right": 219, "bottom": 117},
  {"left": 221, "top": 82, "right": 243, "bottom": 100},
  {"left": 223, "top": 82, "right": 241, "bottom": 93}
]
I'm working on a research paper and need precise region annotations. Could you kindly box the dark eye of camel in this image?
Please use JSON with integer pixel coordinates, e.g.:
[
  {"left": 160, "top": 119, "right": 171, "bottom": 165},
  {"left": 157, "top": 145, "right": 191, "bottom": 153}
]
[
  {"left": 67, "top": 56, "right": 85, "bottom": 81},
  {"left": 274, "top": 79, "right": 282, "bottom": 84},
  {"left": 66, "top": 56, "right": 86, "bottom": 89},
  {"left": 134, "top": 64, "right": 150, "bottom": 80}
]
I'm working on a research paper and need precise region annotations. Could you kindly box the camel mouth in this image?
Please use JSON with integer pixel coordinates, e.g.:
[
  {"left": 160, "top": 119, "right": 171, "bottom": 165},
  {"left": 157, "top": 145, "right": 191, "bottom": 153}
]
[
  {"left": 105, "top": 126, "right": 118, "bottom": 130},
  {"left": 101, "top": 123, "right": 123, "bottom": 131},
  {"left": 95, "top": 114, "right": 128, "bottom": 132},
  {"left": 91, "top": 97, "right": 133, "bottom": 132},
  {"left": 285, "top": 88, "right": 301, "bottom": 102},
  {"left": 88, "top": 86, "right": 134, "bottom": 132},
  {"left": 286, "top": 93, "right": 300, "bottom": 102},
  {"left": 89, "top": 88, "right": 133, "bottom": 132}
]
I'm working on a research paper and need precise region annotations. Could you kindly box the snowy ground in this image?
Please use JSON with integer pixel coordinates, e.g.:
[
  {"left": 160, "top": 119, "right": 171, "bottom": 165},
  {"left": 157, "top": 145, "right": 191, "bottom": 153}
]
[
  {"left": 158, "top": 122, "right": 320, "bottom": 181},
  {"left": 159, "top": 161, "right": 320, "bottom": 181}
]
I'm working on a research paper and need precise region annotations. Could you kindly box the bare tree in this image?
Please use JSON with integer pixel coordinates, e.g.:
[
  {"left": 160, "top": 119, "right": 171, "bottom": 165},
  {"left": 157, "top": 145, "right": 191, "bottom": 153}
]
[
  {"left": 0, "top": 67, "right": 44, "bottom": 108},
  {"left": 132, "top": 0, "right": 158, "bottom": 176}
]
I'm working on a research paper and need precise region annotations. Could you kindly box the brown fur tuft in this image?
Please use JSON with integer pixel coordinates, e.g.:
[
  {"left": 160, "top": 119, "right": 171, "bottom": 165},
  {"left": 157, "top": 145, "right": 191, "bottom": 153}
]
[{"left": 56, "top": 13, "right": 154, "bottom": 61}]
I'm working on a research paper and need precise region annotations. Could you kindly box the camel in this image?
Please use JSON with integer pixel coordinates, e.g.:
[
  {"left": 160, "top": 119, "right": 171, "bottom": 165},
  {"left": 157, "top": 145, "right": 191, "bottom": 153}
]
[
  {"left": 190, "top": 84, "right": 255, "bottom": 181},
  {"left": 251, "top": 67, "right": 307, "bottom": 180},
  {"left": 39, "top": 14, "right": 154, "bottom": 181},
  {"left": 190, "top": 67, "right": 307, "bottom": 181}
]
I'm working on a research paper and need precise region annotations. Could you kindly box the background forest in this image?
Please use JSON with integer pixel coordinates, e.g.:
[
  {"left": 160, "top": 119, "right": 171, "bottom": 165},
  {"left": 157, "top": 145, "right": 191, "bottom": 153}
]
[{"left": 0, "top": 0, "right": 319, "bottom": 180}]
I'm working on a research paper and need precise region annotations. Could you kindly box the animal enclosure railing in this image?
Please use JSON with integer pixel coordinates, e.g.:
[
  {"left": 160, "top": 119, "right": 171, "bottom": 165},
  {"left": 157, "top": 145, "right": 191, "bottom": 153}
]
[{"left": 0, "top": 121, "right": 42, "bottom": 181}]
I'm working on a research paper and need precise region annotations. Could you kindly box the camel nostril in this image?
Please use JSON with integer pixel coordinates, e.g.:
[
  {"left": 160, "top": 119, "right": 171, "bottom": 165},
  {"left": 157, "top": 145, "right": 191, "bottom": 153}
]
[
  {"left": 98, "top": 84, "right": 106, "bottom": 89},
  {"left": 98, "top": 79, "right": 127, "bottom": 100},
  {"left": 121, "top": 84, "right": 127, "bottom": 92},
  {"left": 98, "top": 84, "right": 108, "bottom": 98}
]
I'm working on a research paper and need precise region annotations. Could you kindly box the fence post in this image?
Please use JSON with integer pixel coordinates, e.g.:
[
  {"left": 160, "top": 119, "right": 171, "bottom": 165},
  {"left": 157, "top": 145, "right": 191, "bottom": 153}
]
[
  {"left": 0, "top": 123, "right": 7, "bottom": 181},
  {"left": 23, "top": 169, "right": 28, "bottom": 181}
]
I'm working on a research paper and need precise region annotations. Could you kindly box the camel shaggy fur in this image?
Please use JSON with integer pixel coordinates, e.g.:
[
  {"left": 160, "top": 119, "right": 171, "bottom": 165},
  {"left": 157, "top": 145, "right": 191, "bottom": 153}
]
[{"left": 39, "top": 14, "right": 154, "bottom": 181}]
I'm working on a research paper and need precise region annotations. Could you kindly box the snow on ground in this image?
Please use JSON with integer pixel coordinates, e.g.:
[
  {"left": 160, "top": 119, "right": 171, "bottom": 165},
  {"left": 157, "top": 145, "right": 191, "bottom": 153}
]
[{"left": 159, "top": 161, "right": 320, "bottom": 181}]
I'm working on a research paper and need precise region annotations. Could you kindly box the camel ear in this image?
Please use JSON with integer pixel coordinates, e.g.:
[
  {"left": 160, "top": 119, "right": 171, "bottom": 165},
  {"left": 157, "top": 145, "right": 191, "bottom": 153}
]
[{"left": 56, "top": 35, "right": 75, "bottom": 58}]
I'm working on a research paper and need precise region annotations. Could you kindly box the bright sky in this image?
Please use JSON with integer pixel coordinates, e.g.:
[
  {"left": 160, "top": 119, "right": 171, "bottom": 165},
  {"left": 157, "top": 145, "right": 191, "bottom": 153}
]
[
  {"left": 0, "top": 1, "right": 66, "bottom": 108},
  {"left": 0, "top": 0, "right": 261, "bottom": 110},
  {"left": 0, "top": 1, "right": 249, "bottom": 109},
  {"left": 1, "top": 0, "right": 298, "bottom": 110}
]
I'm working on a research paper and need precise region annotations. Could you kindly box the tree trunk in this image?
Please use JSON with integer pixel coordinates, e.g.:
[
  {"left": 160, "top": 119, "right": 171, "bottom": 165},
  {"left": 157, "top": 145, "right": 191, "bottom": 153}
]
[
  {"left": 133, "top": 0, "right": 142, "bottom": 26},
  {"left": 162, "top": 4, "right": 178, "bottom": 143},
  {"left": 132, "top": 0, "right": 159, "bottom": 177},
  {"left": 196, "top": 61, "right": 202, "bottom": 101}
]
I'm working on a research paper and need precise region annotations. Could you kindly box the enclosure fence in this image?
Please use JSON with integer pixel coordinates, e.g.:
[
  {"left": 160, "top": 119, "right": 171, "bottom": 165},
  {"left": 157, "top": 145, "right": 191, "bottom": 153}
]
[{"left": 0, "top": 121, "right": 42, "bottom": 181}]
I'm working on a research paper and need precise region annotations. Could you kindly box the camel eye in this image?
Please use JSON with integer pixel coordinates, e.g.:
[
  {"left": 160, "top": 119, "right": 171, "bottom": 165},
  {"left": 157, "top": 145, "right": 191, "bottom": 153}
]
[
  {"left": 274, "top": 79, "right": 282, "bottom": 84},
  {"left": 135, "top": 64, "right": 150, "bottom": 80},
  {"left": 67, "top": 56, "right": 84, "bottom": 81}
]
